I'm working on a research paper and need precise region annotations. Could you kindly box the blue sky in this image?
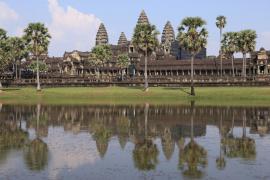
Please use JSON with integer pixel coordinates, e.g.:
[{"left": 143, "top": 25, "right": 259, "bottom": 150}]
[{"left": 1, "top": 0, "right": 270, "bottom": 56}]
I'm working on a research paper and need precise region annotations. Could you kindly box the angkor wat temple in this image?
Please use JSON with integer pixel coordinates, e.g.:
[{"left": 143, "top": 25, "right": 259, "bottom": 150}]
[{"left": 2, "top": 11, "right": 270, "bottom": 86}]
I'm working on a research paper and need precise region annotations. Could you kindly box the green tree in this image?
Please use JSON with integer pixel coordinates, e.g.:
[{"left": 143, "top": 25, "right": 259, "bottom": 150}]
[
  {"left": 221, "top": 32, "right": 239, "bottom": 77},
  {"left": 116, "top": 54, "right": 130, "bottom": 80},
  {"left": 237, "top": 30, "right": 257, "bottom": 79},
  {"left": 28, "top": 61, "right": 48, "bottom": 73},
  {"left": 216, "top": 16, "right": 227, "bottom": 76},
  {"left": 178, "top": 17, "right": 208, "bottom": 96},
  {"left": 23, "top": 23, "right": 51, "bottom": 91},
  {"left": 0, "top": 28, "right": 9, "bottom": 88},
  {"left": 132, "top": 24, "right": 159, "bottom": 91},
  {"left": 6, "top": 37, "right": 28, "bottom": 79},
  {"left": 89, "top": 45, "right": 112, "bottom": 80}
]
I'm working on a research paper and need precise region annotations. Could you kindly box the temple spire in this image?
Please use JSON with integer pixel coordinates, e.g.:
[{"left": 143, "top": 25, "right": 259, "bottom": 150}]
[
  {"left": 137, "top": 10, "right": 150, "bottom": 25},
  {"left": 96, "top": 23, "right": 109, "bottom": 46},
  {"left": 118, "top": 32, "right": 128, "bottom": 46},
  {"left": 161, "top": 21, "right": 175, "bottom": 45}
]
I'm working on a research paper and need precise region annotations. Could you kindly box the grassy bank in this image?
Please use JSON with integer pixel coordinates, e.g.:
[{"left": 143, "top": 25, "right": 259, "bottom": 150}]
[{"left": 0, "top": 86, "right": 270, "bottom": 106}]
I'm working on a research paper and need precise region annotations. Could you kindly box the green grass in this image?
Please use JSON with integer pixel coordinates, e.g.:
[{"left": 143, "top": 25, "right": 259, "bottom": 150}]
[{"left": 0, "top": 86, "right": 270, "bottom": 106}]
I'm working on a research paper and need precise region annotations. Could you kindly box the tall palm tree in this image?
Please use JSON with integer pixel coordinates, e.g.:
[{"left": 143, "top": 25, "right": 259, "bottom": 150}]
[
  {"left": 89, "top": 45, "right": 112, "bottom": 80},
  {"left": 237, "top": 30, "right": 257, "bottom": 79},
  {"left": 178, "top": 17, "right": 208, "bottom": 96},
  {"left": 6, "top": 37, "right": 28, "bottom": 80},
  {"left": 116, "top": 53, "right": 130, "bottom": 80},
  {"left": 216, "top": 16, "right": 227, "bottom": 77},
  {"left": 132, "top": 24, "right": 159, "bottom": 91},
  {"left": 23, "top": 23, "right": 51, "bottom": 91},
  {"left": 221, "top": 32, "right": 238, "bottom": 77}
]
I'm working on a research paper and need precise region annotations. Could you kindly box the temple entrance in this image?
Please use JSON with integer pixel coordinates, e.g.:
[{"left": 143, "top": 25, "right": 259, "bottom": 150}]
[{"left": 259, "top": 65, "right": 266, "bottom": 74}]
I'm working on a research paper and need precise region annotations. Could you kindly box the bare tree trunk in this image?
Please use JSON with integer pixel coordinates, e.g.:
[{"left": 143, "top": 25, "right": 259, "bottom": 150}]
[
  {"left": 242, "top": 53, "right": 247, "bottom": 80},
  {"left": 121, "top": 69, "right": 124, "bottom": 81},
  {"left": 220, "top": 28, "right": 223, "bottom": 77},
  {"left": 231, "top": 55, "right": 235, "bottom": 77},
  {"left": 37, "top": 55, "right": 41, "bottom": 91},
  {"left": 96, "top": 68, "right": 100, "bottom": 81},
  {"left": 0, "top": 81, "right": 2, "bottom": 89},
  {"left": 15, "top": 61, "right": 18, "bottom": 80},
  {"left": 191, "top": 55, "right": 195, "bottom": 96},
  {"left": 144, "top": 49, "right": 149, "bottom": 91},
  {"left": 19, "top": 60, "right": 22, "bottom": 80}
]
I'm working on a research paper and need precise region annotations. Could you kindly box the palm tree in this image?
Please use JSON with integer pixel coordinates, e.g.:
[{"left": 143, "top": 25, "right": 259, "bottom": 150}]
[
  {"left": 6, "top": 37, "right": 28, "bottom": 80},
  {"left": 237, "top": 30, "right": 257, "bottom": 79},
  {"left": 116, "top": 54, "right": 130, "bottom": 80},
  {"left": 23, "top": 23, "right": 51, "bottom": 91},
  {"left": 221, "top": 32, "right": 238, "bottom": 77},
  {"left": 132, "top": 24, "right": 159, "bottom": 91},
  {"left": 89, "top": 45, "right": 112, "bottom": 80},
  {"left": 216, "top": 16, "right": 227, "bottom": 76},
  {"left": 178, "top": 17, "right": 208, "bottom": 96}
]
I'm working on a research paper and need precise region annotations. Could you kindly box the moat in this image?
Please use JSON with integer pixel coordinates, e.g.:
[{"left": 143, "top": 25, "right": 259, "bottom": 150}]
[{"left": 0, "top": 104, "right": 270, "bottom": 180}]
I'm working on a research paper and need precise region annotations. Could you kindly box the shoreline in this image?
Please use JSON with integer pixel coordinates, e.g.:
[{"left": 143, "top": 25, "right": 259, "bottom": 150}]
[{"left": 0, "top": 86, "right": 270, "bottom": 107}]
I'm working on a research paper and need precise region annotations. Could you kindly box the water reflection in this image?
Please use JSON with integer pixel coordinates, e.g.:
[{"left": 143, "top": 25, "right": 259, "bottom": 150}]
[{"left": 0, "top": 104, "right": 269, "bottom": 179}]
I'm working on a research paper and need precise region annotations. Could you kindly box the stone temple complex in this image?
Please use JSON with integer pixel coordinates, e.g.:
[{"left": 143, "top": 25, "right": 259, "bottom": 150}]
[{"left": 1, "top": 10, "right": 270, "bottom": 86}]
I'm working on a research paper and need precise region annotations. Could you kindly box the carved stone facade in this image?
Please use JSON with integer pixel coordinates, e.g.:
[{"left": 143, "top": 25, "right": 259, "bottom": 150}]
[
  {"left": 6, "top": 10, "right": 269, "bottom": 81},
  {"left": 96, "top": 23, "right": 108, "bottom": 46}
]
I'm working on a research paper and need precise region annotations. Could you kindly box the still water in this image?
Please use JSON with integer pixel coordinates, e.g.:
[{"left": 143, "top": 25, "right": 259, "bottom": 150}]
[{"left": 0, "top": 104, "right": 270, "bottom": 180}]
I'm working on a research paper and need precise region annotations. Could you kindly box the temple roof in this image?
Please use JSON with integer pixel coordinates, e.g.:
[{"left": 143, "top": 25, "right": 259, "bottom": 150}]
[
  {"left": 137, "top": 58, "right": 244, "bottom": 70},
  {"left": 118, "top": 32, "right": 128, "bottom": 46},
  {"left": 96, "top": 23, "right": 109, "bottom": 46},
  {"left": 137, "top": 10, "right": 149, "bottom": 25},
  {"left": 161, "top": 21, "right": 175, "bottom": 45},
  {"left": 64, "top": 50, "right": 89, "bottom": 58}
]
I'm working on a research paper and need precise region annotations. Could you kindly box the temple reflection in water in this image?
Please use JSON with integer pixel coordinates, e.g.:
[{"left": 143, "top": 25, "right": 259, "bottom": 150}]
[{"left": 0, "top": 104, "right": 269, "bottom": 179}]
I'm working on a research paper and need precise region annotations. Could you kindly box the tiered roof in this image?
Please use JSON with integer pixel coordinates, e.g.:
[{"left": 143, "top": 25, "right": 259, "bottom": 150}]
[
  {"left": 96, "top": 23, "right": 108, "bottom": 46},
  {"left": 137, "top": 10, "right": 149, "bottom": 25},
  {"left": 161, "top": 21, "right": 175, "bottom": 45},
  {"left": 117, "top": 32, "right": 128, "bottom": 45}
]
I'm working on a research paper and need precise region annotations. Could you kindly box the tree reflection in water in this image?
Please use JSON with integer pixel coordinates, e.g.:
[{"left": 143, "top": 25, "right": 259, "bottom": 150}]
[
  {"left": 0, "top": 103, "right": 268, "bottom": 175},
  {"left": 222, "top": 109, "right": 256, "bottom": 160},
  {"left": 133, "top": 103, "right": 159, "bottom": 171},
  {"left": 0, "top": 121, "right": 29, "bottom": 164},
  {"left": 178, "top": 102, "right": 207, "bottom": 178},
  {"left": 24, "top": 104, "right": 49, "bottom": 171},
  {"left": 24, "top": 138, "right": 48, "bottom": 171}
]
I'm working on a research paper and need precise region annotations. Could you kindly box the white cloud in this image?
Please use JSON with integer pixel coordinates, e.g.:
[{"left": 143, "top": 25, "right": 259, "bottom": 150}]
[
  {"left": 48, "top": 0, "right": 101, "bottom": 56},
  {"left": 0, "top": 1, "right": 18, "bottom": 22}
]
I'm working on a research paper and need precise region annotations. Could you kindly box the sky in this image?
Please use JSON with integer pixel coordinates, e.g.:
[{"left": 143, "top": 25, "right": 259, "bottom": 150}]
[{"left": 1, "top": 0, "right": 270, "bottom": 57}]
